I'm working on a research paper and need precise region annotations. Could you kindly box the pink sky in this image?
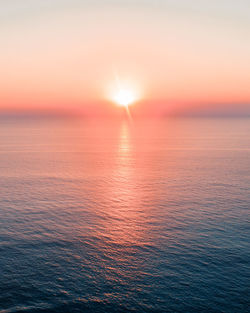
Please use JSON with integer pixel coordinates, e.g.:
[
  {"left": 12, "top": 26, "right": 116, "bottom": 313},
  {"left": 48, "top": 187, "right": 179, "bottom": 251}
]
[{"left": 0, "top": 0, "right": 249, "bottom": 116}]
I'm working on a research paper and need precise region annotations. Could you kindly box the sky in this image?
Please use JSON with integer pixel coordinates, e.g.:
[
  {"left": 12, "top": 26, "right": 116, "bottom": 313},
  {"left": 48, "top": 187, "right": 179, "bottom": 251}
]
[{"left": 0, "top": 0, "right": 250, "bottom": 116}]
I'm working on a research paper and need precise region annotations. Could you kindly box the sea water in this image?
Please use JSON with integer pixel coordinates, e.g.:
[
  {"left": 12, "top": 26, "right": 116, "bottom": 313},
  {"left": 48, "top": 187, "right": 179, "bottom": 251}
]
[{"left": 0, "top": 117, "right": 249, "bottom": 312}]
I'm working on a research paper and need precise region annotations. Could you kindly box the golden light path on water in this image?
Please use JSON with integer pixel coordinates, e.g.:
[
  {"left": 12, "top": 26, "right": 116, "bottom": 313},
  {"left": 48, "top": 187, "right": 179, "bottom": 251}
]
[{"left": 101, "top": 122, "right": 144, "bottom": 245}]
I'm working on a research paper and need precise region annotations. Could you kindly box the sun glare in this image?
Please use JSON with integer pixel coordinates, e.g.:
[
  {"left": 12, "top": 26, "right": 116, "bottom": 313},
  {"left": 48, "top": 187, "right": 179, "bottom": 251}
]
[{"left": 113, "top": 88, "right": 137, "bottom": 107}]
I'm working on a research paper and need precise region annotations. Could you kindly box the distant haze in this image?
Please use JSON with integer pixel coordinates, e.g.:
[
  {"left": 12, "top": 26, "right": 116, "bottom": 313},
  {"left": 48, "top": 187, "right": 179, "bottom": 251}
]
[{"left": 0, "top": 0, "right": 249, "bottom": 116}]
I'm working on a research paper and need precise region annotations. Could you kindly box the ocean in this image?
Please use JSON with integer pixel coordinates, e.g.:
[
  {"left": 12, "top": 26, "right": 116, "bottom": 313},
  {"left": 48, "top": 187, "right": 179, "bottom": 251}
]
[{"left": 0, "top": 117, "right": 249, "bottom": 313}]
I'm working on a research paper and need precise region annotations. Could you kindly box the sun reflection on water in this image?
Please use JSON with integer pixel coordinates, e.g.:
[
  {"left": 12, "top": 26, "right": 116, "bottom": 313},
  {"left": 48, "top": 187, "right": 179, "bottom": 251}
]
[{"left": 96, "top": 122, "right": 150, "bottom": 248}]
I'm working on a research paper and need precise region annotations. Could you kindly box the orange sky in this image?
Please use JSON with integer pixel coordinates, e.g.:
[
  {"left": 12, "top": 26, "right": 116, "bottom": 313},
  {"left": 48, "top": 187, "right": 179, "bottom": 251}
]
[{"left": 0, "top": 0, "right": 250, "bottom": 116}]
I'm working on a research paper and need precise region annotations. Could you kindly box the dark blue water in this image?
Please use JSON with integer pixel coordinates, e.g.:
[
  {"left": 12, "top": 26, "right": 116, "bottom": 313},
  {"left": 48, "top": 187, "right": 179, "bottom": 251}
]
[{"left": 0, "top": 118, "right": 249, "bottom": 312}]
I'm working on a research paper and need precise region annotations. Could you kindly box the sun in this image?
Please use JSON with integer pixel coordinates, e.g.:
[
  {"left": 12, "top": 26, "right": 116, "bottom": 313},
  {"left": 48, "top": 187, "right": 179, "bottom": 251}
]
[{"left": 113, "top": 88, "right": 137, "bottom": 107}]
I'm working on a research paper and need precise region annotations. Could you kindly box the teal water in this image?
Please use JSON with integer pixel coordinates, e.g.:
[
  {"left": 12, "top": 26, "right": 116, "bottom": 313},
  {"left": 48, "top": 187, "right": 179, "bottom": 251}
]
[{"left": 0, "top": 117, "right": 249, "bottom": 312}]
